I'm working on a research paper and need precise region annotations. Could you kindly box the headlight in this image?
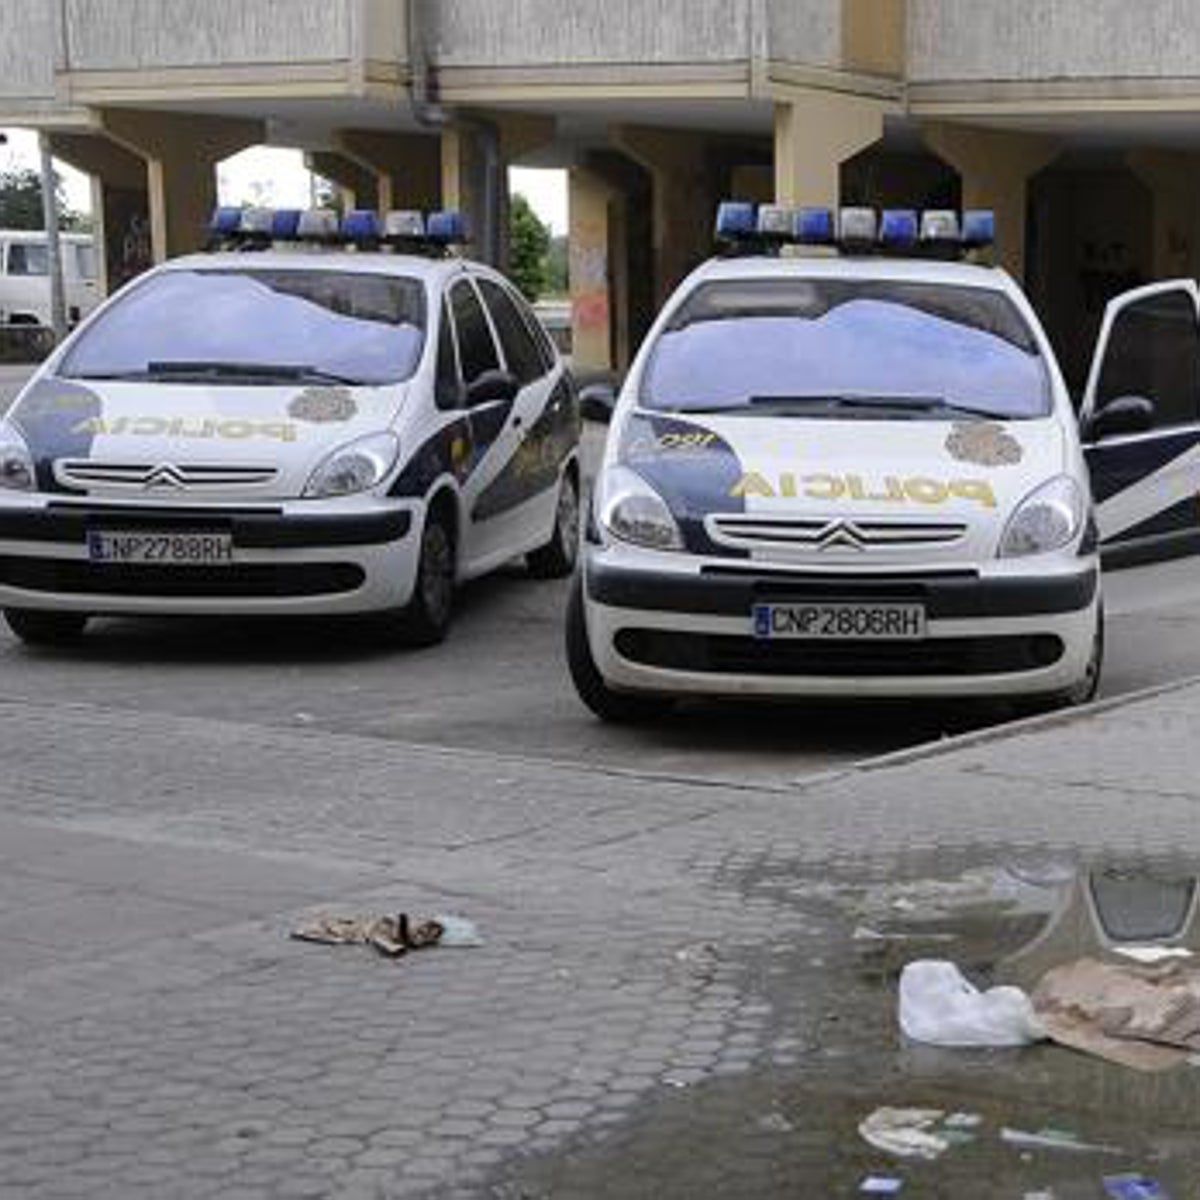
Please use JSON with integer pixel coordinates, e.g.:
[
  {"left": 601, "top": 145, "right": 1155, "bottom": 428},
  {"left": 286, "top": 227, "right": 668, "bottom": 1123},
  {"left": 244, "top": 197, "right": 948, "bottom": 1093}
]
[
  {"left": 0, "top": 423, "right": 35, "bottom": 492},
  {"left": 596, "top": 464, "right": 683, "bottom": 551},
  {"left": 998, "top": 475, "right": 1085, "bottom": 558},
  {"left": 304, "top": 432, "right": 400, "bottom": 499}
]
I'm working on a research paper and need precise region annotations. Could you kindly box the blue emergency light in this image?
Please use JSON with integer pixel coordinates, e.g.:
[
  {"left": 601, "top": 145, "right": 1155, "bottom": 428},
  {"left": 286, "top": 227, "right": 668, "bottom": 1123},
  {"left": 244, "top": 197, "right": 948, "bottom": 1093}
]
[
  {"left": 880, "top": 209, "right": 918, "bottom": 249},
  {"left": 271, "top": 209, "right": 302, "bottom": 240},
  {"left": 715, "top": 201, "right": 757, "bottom": 242},
  {"left": 795, "top": 207, "right": 835, "bottom": 245},
  {"left": 211, "top": 206, "right": 243, "bottom": 238},
  {"left": 712, "top": 200, "right": 995, "bottom": 259},
  {"left": 426, "top": 210, "right": 467, "bottom": 245},
  {"left": 342, "top": 209, "right": 382, "bottom": 241}
]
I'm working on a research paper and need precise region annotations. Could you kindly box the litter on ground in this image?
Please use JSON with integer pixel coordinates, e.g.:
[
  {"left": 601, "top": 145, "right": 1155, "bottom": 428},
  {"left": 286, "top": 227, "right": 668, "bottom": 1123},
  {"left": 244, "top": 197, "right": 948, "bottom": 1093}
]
[
  {"left": 999, "top": 1127, "right": 1122, "bottom": 1155},
  {"left": 291, "top": 913, "right": 480, "bottom": 958},
  {"left": 1103, "top": 1174, "right": 1170, "bottom": 1199},
  {"left": 859, "top": 1176, "right": 904, "bottom": 1195},
  {"left": 898, "top": 960, "right": 1045, "bottom": 1047}
]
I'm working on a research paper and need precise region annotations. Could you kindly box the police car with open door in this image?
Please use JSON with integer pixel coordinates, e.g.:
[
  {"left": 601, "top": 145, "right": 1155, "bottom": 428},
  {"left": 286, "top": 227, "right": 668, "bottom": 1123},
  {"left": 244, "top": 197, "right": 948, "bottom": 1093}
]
[
  {"left": 0, "top": 207, "right": 580, "bottom": 646},
  {"left": 569, "top": 203, "right": 1107, "bottom": 721}
]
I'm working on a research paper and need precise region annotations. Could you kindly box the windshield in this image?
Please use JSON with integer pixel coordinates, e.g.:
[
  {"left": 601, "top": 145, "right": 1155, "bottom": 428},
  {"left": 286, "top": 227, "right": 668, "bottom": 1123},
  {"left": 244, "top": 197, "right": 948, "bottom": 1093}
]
[
  {"left": 641, "top": 278, "right": 1050, "bottom": 420},
  {"left": 60, "top": 268, "right": 427, "bottom": 386}
]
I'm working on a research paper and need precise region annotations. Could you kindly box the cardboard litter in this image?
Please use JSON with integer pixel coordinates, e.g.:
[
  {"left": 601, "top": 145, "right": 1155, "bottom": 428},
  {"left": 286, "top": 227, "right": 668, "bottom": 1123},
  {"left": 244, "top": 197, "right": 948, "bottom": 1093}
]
[{"left": 1032, "top": 957, "right": 1200, "bottom": 1071}]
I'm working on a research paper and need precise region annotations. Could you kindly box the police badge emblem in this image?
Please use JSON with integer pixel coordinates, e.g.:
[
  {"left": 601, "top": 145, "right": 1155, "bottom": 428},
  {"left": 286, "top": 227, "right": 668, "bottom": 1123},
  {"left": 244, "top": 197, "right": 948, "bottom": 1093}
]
[
  {"left": 945, "top": 421, "right": 1023, "bottom": 467},
  {"left": 288, "top": 387, "right": 358, "bottom": 424}
]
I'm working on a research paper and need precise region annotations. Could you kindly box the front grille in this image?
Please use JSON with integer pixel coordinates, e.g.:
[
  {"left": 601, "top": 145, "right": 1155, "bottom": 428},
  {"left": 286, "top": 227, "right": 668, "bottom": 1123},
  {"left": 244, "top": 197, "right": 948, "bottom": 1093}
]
[
  {"left": 55, "top": 461, "right": 278, "bottom": 492},
  {"left": 614, "top": 629, "right": 1064, "bottom": 677},
  {"left": 707, "top": 513, "right": 967, "bottom": 553},
  {"left": 0, "top": 557, "right": 364, "bottom": 599}
]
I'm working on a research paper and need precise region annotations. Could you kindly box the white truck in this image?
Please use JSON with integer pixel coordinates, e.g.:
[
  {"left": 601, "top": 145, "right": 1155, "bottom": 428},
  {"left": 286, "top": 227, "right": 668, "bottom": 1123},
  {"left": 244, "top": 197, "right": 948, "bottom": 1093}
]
[{"left": 0, "top": 230, "right": 100, "bottom": 328}]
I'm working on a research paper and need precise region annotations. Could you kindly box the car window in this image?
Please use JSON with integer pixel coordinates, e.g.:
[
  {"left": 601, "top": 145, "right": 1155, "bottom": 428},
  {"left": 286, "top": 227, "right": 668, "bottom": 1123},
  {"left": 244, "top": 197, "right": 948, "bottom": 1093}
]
[
  {"left": 1095, "top": 289, "right": 1200, "bottom": 430},
  {"left": 477, "top": 278, "right": 546, "bottom": 385},
  {"left": 449, "top": 279, "right": 500, "bottom": 390},
  {"left": 435, "top": 300, "right": 462, "bottom": 410},
  {"left": 60, "top": 269, "right": 427, "bottom": 386},
  {"left": 641, "top": 278, "right": 1051, "bottom": 420},
  {"left": 8, "top": 243, "right": 48, "bottom": 276}
]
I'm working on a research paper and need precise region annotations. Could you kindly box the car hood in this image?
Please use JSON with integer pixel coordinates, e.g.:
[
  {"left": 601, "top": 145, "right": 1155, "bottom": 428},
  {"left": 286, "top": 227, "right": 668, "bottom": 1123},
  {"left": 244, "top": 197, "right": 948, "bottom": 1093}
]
[
  {"left": 8, "top": 375, "right": 408, "bottom": 500},
  {"left": 616, "top": 409, "right": 1070, "bottom": 565}
]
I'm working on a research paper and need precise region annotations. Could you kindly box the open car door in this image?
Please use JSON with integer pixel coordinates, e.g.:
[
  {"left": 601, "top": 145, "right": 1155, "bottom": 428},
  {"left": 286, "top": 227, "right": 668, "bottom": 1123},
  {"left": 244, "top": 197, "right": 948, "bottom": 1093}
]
[{"left": 1080, "top": 280, "right": 1200, "bottom": 567}]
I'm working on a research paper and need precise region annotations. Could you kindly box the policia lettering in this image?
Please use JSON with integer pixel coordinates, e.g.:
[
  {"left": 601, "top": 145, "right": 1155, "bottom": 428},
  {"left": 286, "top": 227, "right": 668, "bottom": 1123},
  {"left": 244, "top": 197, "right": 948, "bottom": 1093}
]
[
  {"left": 72, "top": 416, "right": 298, "bottom": 442},
  {"left": 730, "top": 472, "right": 997, "bottom": 508}
]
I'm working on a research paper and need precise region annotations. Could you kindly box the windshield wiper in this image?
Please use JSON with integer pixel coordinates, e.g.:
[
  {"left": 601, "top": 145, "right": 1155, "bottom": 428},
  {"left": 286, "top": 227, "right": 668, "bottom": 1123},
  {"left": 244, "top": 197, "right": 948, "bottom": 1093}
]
[
  {"left": 143, "top": 361, "right": 363, "bottom": 385},
  {"left": 690, "top": 394, "right": 1005, "bottom": 420}
]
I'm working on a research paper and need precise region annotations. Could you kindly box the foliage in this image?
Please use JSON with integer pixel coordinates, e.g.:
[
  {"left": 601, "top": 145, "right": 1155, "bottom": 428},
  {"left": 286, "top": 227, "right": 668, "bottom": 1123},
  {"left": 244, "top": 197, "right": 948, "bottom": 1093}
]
[
  {"left": 509, "top": 192, "right": 551, "bottom": 302},
  {"left": 545, "top": 234, "right": 568, "bottom": 296},
  {"left": 0, "top": 166, "right": 86, "bottom": 231}
]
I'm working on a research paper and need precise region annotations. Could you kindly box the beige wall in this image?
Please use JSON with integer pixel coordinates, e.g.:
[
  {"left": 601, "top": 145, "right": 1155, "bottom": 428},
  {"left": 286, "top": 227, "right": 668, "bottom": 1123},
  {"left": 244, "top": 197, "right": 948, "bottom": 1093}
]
[
  {"left": 62, "top": 0, "right": 353, "bottom": 69},
  {"left": 910, "top": 0, "right": 1200, "bottom": 82},
  {"left": 0, "top": 0, "right": 59, "bottom": 100}
]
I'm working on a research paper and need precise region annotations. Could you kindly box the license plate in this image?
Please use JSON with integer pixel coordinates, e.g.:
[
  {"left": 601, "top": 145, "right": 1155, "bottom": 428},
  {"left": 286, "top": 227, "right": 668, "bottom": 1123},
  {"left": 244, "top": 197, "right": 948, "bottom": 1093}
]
[
  {"left": 87, "top": 530, "right": 234, "bottom": 566},
  {"left": 752, "top": 602, "right": 926, "bottom": 641}
]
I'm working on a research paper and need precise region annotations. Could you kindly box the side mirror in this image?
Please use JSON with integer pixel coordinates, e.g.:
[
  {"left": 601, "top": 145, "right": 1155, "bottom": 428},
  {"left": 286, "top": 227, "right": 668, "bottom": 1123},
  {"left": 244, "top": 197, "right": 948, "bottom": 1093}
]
[
  {"left": 579, "top": 381, "right": 617, "bottom": 425},
  {"left": 465, "top": 368, "right": 519, "bottom": 408},
  {"left": 1086, "top": 394, "right": 1155, "bottom": 441}
]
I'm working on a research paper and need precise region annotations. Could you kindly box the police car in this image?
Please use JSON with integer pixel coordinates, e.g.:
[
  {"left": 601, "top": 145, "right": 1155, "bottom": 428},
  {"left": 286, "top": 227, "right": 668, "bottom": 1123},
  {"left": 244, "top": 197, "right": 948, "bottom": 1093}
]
[
  {"left": 0, "top": 207, "right": 580, "bottom": 645},
  {"left": 568, "top": 202, "right": 1142, "bottom": 721}
]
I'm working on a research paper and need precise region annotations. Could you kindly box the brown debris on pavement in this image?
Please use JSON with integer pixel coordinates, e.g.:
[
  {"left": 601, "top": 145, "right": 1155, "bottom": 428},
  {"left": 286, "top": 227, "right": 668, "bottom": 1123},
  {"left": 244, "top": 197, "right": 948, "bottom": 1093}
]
[{"left": 291, "top": 913, "right": 445, "bottom": 958}]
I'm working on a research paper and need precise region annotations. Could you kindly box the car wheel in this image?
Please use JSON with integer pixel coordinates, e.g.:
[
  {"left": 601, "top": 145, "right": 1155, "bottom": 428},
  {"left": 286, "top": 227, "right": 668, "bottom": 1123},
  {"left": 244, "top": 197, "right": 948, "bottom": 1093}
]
[
  {"left": 4, "top": 608, "right": 88, "bottom": 646},
  {"left": 396, "top": 508, "right": 456, "bottom": 647},
  {"left": 527, "top": 470, "right": 580, "bottom": 580},
  {"left": 565, "top": 572, "right": 672, "bottom": 723}
]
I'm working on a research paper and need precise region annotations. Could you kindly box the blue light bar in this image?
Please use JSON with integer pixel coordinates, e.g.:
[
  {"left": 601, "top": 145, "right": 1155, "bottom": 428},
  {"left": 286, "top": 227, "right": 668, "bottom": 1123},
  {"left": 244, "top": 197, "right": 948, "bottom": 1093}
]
[
  {"left": 880, "top": 209, "right": 918, "bottom": 249},
  {"left": 715, "top": 201, "right": 757, "bottom": 241},
  {"left": 210, "top": 206, "right": 243, "bottom": 237},
  {"left": 795, "top": 207, "right": 834, "bottom": 245},
  {"left": 426, "top": 210, "right": 466, "bottom": 244},
  {"left": 271, "top": 209, "right": 302, "bottom": 240},
  {"left": 342, "top": 209, "right": 381, "bottom": 241},
  {"left": 962, "top": 209, "right": 996, "bottom": 249}
]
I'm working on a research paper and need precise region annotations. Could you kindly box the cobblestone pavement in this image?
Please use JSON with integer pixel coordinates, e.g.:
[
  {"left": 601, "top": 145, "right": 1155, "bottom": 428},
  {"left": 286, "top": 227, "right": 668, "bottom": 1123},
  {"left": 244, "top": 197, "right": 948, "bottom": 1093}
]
[{"left": 5, "top": 679, "right": 1200, "bottom": 1198}]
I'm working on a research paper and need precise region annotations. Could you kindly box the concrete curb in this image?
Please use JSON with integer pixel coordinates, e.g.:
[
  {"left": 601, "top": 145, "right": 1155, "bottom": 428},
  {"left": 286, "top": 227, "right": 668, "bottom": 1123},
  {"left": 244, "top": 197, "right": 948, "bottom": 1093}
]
[{"left": 815, "top": 670, "right": 1200, "bottom": 783}]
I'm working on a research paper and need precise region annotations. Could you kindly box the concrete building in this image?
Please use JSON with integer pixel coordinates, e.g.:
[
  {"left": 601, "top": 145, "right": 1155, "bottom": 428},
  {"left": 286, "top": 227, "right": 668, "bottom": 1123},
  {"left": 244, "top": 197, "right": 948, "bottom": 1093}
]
[{"left": 2, "top": 0, "right": 1200, "bottom": 387}]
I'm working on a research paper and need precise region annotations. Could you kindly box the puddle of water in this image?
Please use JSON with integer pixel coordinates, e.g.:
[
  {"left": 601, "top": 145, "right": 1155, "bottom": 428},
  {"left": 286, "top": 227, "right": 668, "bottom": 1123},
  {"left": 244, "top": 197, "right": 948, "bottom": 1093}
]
[{"left": 482, "top": 853, "right": 1200, "bottom": 1199}]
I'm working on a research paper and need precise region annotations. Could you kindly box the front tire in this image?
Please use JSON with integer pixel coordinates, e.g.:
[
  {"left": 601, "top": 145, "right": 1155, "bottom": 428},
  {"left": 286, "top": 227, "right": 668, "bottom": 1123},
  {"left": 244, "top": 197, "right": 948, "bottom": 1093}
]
[
  {"left": 395, "top": 508, "right": 456, "bottom": 647},
  {"left": 4, "top": 609, "right": 88, "bottom": 646},
  {"left": 565, "top": 572, "right": 672, "bottom": 723},
  {"left": 527, "top": 470, "right": 580, "bottom": 580}
]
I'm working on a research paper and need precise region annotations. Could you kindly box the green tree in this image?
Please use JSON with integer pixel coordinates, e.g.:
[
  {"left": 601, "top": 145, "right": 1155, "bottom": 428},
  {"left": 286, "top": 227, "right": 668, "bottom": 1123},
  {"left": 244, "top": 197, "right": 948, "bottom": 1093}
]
[
  {"left": 509, "top": 192, "right": 551, "bottom": 302},
  {"left": 0, "top": 166, "right": 85, "bottom": 231},
  {"left": 545, "top": 234, "right": 568, "bottom": 296}
]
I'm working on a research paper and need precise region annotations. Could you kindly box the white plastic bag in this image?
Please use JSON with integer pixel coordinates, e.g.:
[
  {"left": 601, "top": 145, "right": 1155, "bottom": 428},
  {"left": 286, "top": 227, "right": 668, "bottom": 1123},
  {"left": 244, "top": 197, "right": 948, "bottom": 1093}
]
[{"left": 899, "top": 960, "right": 1045, "bottom": 1047}]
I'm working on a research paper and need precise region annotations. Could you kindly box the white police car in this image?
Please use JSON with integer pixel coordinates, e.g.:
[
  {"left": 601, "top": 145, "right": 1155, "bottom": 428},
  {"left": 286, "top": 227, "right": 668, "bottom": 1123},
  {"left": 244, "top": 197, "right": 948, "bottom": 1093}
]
[
  {"left": 0, "top": 207, "right": 580, "bottom": 646},
  {"left": 569, "top": 203, "right": 1116, "bottom": 721}
]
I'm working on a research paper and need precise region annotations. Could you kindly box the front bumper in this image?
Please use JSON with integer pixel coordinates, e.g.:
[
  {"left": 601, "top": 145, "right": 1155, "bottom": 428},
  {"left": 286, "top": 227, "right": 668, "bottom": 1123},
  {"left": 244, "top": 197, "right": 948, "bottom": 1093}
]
[
  {"left": 0, "top": 496, "right": 421, "bottom": 616},
  {"left": 584, "top": 551, "right": 1101, "bottom": 699}
]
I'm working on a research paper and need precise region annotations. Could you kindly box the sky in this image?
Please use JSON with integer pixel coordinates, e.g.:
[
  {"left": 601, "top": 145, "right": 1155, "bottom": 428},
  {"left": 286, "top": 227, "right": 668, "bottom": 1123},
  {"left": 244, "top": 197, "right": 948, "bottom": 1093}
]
[{"left": 0, "top": 128, "right": 569, "bottom": 233}]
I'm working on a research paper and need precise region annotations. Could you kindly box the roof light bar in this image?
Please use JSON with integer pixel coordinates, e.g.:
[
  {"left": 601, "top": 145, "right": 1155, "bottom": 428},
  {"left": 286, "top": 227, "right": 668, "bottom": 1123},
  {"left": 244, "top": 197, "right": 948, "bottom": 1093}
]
[
  {"left": 205, "top": 206, "right": 467, "bottom": 255},
  {"left": 711, "top": 200, "right": 996, "bottom": 259}
]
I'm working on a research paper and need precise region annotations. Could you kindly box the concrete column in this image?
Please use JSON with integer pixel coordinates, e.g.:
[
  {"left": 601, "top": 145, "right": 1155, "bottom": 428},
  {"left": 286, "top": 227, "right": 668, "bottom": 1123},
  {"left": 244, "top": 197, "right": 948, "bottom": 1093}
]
[
  {"left": 1127, "top": 148, "right": 1200, "bottom": 280},
  {"left": 923, "top": 121, "right": 1060, "bottom": 282},
  {"left": 100, "top": 110, "right": 264, "bottom": 262},
  {"left": 306, "top": 151, "right": 380, "bottom": 211},
  {"left": 568, "top": 168, "right": 615, "bottom": 372},
  {"left": 47, "top": 132, "right": 150, "bottom": 295},
  {"left": 611, "top": 125, "right": 716, "bottom": 305},
  {"left": 334, "top": 130, "right": 441, "bottom": 212},
  {"left": 773, "top": 90, "right": 885, "bottom": 210}
]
